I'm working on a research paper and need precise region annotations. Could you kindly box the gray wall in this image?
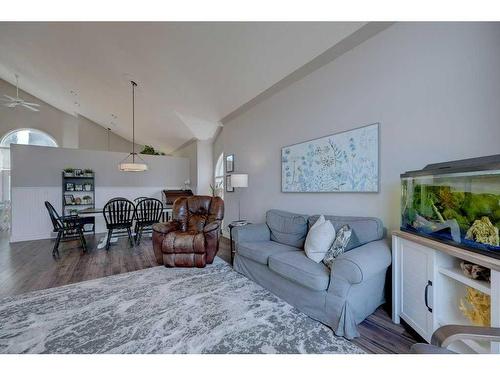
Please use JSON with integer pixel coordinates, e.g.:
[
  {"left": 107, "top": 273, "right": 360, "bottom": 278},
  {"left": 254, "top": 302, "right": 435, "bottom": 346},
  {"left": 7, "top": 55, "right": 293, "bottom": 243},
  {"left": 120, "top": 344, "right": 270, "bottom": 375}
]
[
  {"left": 11, "top": 144, "right": 188, "bottom": 188},
  {"left": 222, "top": 22, "right": 500, "bottom": 234},
  {"left": 0, "top": 78, "right": 135, "bottom": 152},
  {"left": 77, "top": 116, "right": 139, "bottom": 153},
  {"left": 0, "top": 78, "right": 78, "bottom": 148},
  {"left": 11, "top": 144, "right": 190, "bottom": 241}
]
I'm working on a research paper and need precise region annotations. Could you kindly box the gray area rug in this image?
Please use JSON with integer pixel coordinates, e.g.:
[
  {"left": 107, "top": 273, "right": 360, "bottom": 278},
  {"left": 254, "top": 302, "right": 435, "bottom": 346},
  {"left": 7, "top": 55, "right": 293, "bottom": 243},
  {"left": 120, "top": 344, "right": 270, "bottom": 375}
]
[{"left": 0, "top": 258, "right": 364, "bottom": 354}]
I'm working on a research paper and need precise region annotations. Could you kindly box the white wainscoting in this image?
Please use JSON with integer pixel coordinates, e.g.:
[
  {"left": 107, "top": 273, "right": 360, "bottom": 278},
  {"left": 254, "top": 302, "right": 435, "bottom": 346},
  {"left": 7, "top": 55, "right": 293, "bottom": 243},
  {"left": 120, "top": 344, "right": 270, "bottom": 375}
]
[{"left": 11, "top": 186, "right": 178, "bottom": 243}]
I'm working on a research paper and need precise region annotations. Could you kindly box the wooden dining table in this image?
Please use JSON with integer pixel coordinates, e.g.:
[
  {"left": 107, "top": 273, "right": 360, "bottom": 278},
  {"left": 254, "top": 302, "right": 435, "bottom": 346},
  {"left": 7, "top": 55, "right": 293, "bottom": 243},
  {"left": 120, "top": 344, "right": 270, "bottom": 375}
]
[{"left": 77, "top": 204, "right": 173, "bottom": 249}]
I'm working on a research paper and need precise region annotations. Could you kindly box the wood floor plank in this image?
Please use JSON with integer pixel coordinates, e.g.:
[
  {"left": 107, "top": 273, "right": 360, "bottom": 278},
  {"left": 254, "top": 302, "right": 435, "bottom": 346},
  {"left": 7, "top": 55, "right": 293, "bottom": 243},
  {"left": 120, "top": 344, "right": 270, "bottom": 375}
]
[{"left": 0, "top": 233, "right": 419, "bottom": 353}]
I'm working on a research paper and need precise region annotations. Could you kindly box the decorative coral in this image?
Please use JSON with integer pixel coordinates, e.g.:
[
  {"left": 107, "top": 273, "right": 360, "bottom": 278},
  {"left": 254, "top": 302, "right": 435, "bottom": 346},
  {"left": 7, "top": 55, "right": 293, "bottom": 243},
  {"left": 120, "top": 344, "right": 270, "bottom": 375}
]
[
  {"left": 459, "top": 287, "right": 491, "bottom": 326},
  {"left": 465, "top": 216, "right": 499, "bottom": 246}
]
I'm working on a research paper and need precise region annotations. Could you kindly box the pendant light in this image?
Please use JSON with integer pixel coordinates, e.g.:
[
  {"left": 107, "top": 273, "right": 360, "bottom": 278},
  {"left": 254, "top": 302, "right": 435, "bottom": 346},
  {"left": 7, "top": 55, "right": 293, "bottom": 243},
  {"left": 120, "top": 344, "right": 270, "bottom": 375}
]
[{"left": 119, "top": 81, "right": 148, "bottom": 172}]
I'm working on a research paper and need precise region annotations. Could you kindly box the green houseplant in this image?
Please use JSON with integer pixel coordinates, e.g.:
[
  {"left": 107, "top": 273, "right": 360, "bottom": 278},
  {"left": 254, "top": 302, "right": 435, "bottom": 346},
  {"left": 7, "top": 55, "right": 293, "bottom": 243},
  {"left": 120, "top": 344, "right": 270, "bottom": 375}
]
[{"left": 140, "top": 145, "right": 166, "bottom": 156}]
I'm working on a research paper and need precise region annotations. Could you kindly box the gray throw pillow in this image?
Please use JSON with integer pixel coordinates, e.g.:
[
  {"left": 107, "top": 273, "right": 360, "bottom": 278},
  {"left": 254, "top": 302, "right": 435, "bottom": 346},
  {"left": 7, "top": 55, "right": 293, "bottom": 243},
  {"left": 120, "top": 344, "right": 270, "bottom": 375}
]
[{"left": 323, "top": 224, "right": 352, "bottom": 269}]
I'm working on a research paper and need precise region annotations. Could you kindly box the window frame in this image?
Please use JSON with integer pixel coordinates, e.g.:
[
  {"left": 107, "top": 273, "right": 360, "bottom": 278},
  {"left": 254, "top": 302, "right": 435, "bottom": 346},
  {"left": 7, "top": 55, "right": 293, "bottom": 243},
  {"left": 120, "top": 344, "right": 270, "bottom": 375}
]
[{"left": 0, "top": 128, "right": 58, "bottom": 148}]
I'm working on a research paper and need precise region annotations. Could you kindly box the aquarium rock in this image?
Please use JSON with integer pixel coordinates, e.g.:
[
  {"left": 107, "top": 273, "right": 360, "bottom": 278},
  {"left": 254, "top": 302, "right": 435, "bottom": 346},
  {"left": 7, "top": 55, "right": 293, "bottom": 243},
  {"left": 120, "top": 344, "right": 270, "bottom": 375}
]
[
  {"left": 465, "top": 216, "right": 499, "bottom": 246},
  {"left": 413, "top": 214, "right": 461, "bottom": 243}
]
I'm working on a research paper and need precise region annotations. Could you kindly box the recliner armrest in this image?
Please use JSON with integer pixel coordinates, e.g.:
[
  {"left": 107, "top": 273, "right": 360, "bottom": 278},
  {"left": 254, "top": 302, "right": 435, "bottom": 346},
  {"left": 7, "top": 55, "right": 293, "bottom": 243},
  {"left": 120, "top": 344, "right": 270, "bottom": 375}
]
[
  {"left": 329, "top": 239, "right": 391, "bottom": 286},
  {"left": 232, "top": 223, "right": 270, "bottom": 243},
  {"left": 152, "top": 221, "right": 180, "bottom": 234},
  {"left": 204, "top": 220, "right": 221, "bottom": 233}
]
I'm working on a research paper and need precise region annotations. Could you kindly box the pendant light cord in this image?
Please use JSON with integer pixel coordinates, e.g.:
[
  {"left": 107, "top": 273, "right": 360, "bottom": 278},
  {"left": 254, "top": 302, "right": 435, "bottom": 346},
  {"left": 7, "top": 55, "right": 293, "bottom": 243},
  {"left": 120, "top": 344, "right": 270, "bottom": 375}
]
[{"left": 131, "top": 81, "right": 136, "bottom": 163}]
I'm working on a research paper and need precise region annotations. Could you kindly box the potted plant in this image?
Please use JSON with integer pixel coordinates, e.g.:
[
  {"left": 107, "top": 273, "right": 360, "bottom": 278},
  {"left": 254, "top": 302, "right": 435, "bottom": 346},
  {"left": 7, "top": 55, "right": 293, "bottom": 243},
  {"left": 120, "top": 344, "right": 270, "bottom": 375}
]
[
  {"left": 82, "top": 195, "right": 92, "bottom": 205},
  {"left": 63, "top": 168, "right": 74, "bottom": 177},
  {"left": 84, "top": 169, "right": 93, "bottom": 177}
]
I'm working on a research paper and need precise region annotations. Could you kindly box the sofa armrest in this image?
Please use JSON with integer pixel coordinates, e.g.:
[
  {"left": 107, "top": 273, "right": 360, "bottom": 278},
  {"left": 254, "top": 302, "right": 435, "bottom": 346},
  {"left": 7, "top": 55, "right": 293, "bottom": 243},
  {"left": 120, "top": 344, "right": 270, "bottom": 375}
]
[
  {"left": 329, "top": 239, "right": 391, "bottom": 286},
  {"left": 232, "top": 223, "right": 270, "bottom": 243}
]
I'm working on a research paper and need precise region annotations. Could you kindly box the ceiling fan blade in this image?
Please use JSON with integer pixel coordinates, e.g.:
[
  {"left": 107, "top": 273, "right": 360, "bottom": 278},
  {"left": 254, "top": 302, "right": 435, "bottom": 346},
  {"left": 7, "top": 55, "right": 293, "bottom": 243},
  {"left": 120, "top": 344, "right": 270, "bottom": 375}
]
[
  {"left": 22, "top": 103, "right": 40, "bottom": 112},
  {"left": 21, "top": 101, "right": 40, "bottom": 107},
  {"left": 3, "top": 94, "right": 16, "bottom": 101},
  {"left": 3, "top": 102, "right": 17, "bottom": 108}
]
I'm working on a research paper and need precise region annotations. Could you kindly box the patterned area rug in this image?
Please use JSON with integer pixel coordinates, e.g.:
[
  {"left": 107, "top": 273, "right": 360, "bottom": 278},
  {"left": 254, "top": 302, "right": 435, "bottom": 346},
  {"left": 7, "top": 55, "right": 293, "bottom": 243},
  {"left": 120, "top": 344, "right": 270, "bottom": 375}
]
[{"left": 0, "top": 258, "right": 364, "bottom": 354}]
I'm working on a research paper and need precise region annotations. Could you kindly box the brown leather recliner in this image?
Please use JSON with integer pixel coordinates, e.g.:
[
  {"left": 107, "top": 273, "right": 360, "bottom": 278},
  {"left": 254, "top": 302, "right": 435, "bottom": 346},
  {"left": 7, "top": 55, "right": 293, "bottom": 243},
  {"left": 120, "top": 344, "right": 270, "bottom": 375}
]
[{"left": 152, "top": 195, "right": 224, "bottom": 268}]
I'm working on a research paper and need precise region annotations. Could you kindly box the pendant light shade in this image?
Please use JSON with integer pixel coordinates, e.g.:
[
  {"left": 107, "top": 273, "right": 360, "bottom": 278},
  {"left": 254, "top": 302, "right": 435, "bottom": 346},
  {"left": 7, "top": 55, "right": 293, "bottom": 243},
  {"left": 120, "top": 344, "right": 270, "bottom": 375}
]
[{"left": 119, "top": 80, "right": 148, "bottom": 172}]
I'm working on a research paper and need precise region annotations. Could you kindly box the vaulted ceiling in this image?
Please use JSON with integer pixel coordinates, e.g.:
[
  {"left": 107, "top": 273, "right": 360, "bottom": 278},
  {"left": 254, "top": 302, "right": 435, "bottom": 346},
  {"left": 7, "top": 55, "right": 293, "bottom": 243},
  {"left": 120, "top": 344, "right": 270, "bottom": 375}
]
[{"left": 0, "top": 22, "right": 365, "bottom": 153}]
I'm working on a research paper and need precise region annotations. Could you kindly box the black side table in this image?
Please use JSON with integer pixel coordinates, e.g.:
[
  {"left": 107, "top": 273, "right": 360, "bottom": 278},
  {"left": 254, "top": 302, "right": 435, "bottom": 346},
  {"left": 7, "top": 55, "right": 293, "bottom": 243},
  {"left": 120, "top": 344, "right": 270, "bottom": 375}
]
[{"left": 229, "top": 221, "right": 251, "bottom": 265}]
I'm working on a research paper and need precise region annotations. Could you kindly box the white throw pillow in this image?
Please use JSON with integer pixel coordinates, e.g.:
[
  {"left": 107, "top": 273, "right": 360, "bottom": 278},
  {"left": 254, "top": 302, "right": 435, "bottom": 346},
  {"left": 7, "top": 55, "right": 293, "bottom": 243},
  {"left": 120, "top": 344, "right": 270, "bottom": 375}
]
[{"left": 304, "top": 215, "right": 336, "bottom": 263}]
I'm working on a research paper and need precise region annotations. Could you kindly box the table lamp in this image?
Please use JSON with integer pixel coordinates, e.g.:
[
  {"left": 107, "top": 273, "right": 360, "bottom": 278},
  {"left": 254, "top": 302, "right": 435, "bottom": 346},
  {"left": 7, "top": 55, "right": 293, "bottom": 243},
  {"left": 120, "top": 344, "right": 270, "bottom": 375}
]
[{"left": 230, "top": 173, "right": 248, "bottom": 222}]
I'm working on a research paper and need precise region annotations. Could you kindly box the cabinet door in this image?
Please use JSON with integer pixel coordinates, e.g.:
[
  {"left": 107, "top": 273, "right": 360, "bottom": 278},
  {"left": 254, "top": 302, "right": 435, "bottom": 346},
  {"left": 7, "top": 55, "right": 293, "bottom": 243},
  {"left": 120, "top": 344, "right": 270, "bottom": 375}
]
[{"left": 398, "top": 239, "right": 435, "bottom": 341}]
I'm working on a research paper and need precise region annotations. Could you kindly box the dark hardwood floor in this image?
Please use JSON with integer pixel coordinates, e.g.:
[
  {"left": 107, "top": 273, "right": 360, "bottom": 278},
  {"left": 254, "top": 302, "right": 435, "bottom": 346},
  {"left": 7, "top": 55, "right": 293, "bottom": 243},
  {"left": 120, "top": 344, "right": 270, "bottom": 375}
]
[{"left": 0, "top": 232, "right": 419, "bottom": 353}]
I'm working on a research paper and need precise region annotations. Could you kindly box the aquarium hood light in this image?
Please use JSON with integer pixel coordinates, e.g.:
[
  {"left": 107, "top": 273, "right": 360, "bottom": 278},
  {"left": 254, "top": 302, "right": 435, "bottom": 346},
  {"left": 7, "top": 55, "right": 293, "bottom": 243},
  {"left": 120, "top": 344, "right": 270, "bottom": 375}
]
[{"left": 401, "top": 154, "right": 500, "bottom": 178}]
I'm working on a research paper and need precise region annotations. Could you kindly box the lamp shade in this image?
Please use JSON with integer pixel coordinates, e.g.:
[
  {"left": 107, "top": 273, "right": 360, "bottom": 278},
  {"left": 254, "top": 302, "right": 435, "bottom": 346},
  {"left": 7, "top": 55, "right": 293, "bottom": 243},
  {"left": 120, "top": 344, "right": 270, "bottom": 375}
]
[
  {"left": 230, "top": 173, "right": 248, "bottom": 188},
  {"left": 118, "top": 152, "right": 148, "bottom": 172}
]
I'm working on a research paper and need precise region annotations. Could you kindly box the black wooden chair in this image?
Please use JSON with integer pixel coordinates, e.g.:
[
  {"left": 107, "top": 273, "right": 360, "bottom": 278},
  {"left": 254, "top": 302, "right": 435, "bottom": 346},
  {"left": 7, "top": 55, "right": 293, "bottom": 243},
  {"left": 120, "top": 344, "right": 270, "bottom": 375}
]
[
  {"left": 102, "top": 198, "right": 136, "bottom": 250},
  {"left": 45, "top": 201, "right": 87, "bottom": 257},
  {"left": 134, "top": 197, "right": 149, "bottom": 205},
  {"left": 134, "top": 198, "right": 164, "bottom": 244},
  {"left": 133, "top": 197, "right": 149, "bottom": 238}
]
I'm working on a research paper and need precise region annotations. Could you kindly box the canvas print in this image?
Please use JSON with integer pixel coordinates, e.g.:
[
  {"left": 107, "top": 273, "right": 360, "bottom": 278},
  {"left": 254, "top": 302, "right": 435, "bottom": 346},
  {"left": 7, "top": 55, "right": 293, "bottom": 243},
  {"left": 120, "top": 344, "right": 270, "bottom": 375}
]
[{"left": 281, "top": 123, "right": 379, "bottom": 192}]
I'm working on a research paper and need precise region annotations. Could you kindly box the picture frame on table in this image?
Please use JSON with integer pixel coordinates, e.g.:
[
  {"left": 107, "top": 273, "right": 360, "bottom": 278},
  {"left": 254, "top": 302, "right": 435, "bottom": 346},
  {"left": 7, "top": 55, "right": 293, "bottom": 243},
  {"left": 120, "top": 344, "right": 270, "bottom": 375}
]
[
  {"left": 225, "top": 154, "right": 234, "bottom": 173},
  {"left": 65, "top": 182, "right": 74, "bottom": 191},
  {"left": 64, "top": 195, "right": 75, "bottom": 205},
  {"left": 226, "top": 175, "right": 234, "bottom": 192}
]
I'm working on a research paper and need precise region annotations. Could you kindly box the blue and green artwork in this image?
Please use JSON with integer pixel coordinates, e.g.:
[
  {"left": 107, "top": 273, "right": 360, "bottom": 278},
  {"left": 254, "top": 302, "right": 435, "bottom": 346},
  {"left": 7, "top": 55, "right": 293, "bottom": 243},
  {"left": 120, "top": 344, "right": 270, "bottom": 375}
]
[{"left": 281, "top": 123, "right": 379, "bottom": 192}]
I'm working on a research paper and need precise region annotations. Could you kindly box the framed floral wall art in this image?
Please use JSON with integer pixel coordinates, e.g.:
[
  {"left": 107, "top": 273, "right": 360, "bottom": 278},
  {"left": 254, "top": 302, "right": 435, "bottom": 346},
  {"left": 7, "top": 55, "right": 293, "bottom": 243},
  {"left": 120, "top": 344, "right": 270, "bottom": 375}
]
[{"left": 281, "top": 123, "right": 379, "bottom": 192}]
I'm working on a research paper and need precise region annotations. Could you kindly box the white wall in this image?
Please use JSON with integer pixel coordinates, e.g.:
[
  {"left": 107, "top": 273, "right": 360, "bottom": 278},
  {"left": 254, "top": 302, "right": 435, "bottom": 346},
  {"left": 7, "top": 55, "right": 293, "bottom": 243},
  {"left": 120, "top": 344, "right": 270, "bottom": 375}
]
[
  {"left": 172, "top": 139, "right": 214, "bottom": 195},
  {"left": 172, "top": 140, "right": 198, "bottom": 192},
  {"left": 196, "top": 139, "right": 213, "bottom": 196},
  {"left": 10, "top": 144, "right": 189, "bottom": 241},
  {"left": 222, "top": 22, "right": 500, "bottom": 234}
]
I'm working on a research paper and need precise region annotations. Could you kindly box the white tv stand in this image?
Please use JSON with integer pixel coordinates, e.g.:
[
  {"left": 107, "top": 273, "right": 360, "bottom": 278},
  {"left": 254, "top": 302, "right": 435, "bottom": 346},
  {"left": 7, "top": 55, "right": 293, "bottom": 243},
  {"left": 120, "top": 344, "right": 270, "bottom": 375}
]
[{"left": 392, "top": 230, "right": 500, "bottom": 354}]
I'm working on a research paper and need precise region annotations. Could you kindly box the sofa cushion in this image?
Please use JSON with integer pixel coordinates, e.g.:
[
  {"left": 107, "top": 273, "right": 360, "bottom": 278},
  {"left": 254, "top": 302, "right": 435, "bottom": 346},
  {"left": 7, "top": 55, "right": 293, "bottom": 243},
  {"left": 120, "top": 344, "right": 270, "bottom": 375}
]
[
  {"left": 268, "top": 251, "right": 330, "bottom": 291},
  {"left": 237, "top": 241, "right": 299, "bottom": 265},
  {"left": 266, "top": 209, "right": 308, "bottom": 248},
  {"left": 308, "top": 215, "right": 384, "bottom": 251}
]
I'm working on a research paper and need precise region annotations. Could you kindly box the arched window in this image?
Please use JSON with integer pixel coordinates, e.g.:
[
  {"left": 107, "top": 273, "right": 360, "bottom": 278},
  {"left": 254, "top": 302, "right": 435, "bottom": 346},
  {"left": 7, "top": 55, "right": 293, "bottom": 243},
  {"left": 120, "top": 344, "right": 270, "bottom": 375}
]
[
  {"left": 0, "top": 128, "right": 58, "bottom": 148},
  {"left": 214, "top": 153, "right": 224, "bottom": 199}
]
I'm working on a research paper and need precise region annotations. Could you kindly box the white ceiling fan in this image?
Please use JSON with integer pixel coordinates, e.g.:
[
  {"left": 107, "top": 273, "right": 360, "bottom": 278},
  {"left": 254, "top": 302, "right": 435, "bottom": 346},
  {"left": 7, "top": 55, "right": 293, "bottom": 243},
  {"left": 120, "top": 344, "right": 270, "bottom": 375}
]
[{"left": 1, "top": 74, "right": 40, "bottom": 112}]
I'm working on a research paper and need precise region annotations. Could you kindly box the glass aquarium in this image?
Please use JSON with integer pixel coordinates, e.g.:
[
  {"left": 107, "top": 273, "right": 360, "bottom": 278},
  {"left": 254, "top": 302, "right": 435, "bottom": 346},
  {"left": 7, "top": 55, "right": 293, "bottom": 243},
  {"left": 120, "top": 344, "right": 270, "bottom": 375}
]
[{"left": 401, "top": 155, "right": 500, "bottom": 259}]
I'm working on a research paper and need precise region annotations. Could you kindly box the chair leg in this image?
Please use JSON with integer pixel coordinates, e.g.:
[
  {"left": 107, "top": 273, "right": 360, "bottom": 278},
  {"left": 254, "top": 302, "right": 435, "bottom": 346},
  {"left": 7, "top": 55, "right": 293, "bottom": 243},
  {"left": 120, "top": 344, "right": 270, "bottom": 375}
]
[
  {"left": 134, "top": 223, "right": 139, "bottom": 243},
  {"left": 52, "top": 230, "right": 62, "bottom": 257},
  {"left": 78, "top": 228, "right": 87, "bottom": 252},
  {"left": 106, "top": 229, "right": 113, "bottom": 250},
  {"left": 127, "top": 228, "right": 135, "bottom": 247},
  {"left": 136, "top": 225, "right": 143, "bottom": 245}
]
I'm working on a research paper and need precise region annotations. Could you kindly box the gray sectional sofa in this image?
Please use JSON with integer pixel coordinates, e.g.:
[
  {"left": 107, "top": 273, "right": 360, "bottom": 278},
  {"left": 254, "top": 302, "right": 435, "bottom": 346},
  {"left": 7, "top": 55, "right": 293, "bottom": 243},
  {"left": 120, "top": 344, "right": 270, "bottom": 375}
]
[{"left": 232, "top": 209, "right": 391, "bottom": 339}]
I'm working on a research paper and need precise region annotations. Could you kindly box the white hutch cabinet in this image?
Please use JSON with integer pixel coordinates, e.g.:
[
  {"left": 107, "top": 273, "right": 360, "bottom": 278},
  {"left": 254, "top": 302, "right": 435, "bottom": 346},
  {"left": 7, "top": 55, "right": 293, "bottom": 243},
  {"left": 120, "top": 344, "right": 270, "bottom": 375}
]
[{"left": 392, "top": 230, "right": 500, "bottom": 354}]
